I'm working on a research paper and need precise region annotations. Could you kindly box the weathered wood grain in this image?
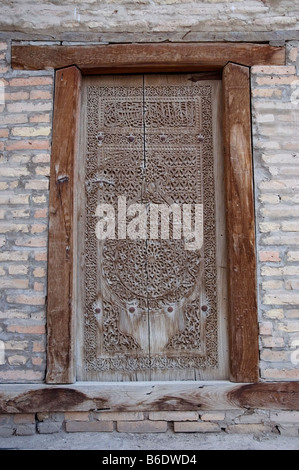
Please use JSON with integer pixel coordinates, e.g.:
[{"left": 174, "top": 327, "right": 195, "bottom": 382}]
[
  {"left": 1, "top": 382, "right": 299, "bottom": 413},
  {"left": 11, "top": 43, "right": 285, "bottom": 73},
  {"left": 46, "top": 66, "right": 82, "bottom": 384},
  {"left": 222, "top": 63, "right": 259, "bottom": 383}
]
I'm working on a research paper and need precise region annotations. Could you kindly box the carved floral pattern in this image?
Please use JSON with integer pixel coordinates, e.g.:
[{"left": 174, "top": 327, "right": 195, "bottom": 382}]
[{"left": 83, "top": 79, "right": 218, "bottom": 375}]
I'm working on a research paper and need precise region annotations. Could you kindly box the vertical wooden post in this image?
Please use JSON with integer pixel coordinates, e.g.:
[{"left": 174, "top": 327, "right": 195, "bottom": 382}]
[
  {"left": 46, "top": 66, "right": 81, "bottom": 384},
  {"left": 223, "top": 62, "right": 259, "bottom": 383}
]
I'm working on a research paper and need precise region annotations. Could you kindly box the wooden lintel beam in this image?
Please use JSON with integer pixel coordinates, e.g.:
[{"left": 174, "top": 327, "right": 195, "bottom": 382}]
[
  {"left": 11, "top": 43, "right": 285, "bottom": 73},
  {"left": 1, "top": 382, "right": 299, "bottom": 413}
]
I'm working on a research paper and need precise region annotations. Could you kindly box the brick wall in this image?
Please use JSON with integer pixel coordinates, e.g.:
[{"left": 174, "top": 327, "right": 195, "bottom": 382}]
[
  {"left": 251, "top": 42, "right": 299, "bottom": 381},
  {"left": 0, "top": 0, "right": 299, "bottom": 38},
  {"left": 1, "top": 409, "right": 299, "bottom": 438},
  {"left": 0, "top": 40, "right": 53, "bottom": 382}
]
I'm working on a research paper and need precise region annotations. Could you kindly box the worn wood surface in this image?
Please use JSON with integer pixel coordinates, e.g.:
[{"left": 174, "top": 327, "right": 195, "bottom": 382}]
[
  {"left": 222, "top": 63, "right": 259, "bottom": 383},
  {"left": 11, "top": 43, "right": 285, "bottom": 73},
  {"left": 1, "top": 382, "right": 299, "bottom": 413},
  {"left": 46, "top": 66, "right": 82, "bottom": 384}
]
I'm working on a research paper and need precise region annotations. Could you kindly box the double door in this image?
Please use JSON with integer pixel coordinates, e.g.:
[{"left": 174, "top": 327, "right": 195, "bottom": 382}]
[{"left": 76, "top": 73, "right": 228, "bottom": 381}]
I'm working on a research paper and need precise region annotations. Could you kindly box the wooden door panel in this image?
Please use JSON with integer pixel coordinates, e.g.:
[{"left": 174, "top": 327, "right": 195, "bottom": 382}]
[{"left": 77, "top": 74, "right": 228, "bottom": 381}]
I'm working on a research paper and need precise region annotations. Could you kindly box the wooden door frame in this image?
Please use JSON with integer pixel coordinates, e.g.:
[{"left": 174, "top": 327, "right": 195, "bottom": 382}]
[
  {"left": 5, "top": 42, "right": 299, "bottom": 412},
  {"left": 40, "top": 43, "right": 263, "bottom": 385},
  {"left": 46, "top": 61, "right": 259, "bottom": 384}
]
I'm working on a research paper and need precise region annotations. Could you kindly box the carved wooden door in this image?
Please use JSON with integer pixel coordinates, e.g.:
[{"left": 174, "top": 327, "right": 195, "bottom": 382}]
[{"left": 77, "top": 74, "right": 228, "bottom": 381}]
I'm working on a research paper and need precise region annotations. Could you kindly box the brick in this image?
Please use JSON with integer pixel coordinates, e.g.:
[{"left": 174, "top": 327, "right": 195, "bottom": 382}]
[
  {"left": 252, "top": 88, "right": 282, "bottom": 98},
  {"left": 174, "top": 422, "right": 220, "bottom": 433},
  {"left": 286, "top": 309, "right": 299, "bottom": 319},
  {"left": 0, "top": 370, "right": 43, "bottom": 381},
  {"left": 200, "top": 412, "right": 226, "bottom": 421},
  {"left": 37, "top": 422, "right": 62, "bottom": 434},
  {"left": 34, "top": 208, "right": 48, "bottom": 218},
  {"left": 261, "top": 205, "right": 299, "bottom": 218},
  {"left": 11, "top": 126, "right": 51, "bottom": 137},
  {"left": 30, "top": 114, "right": 51, "bottom": 123},
  {"left": 0, "top": 223, "right": 29, "bottom": 233},
  {"left": 7, "top": 294, "right": 45, "bottom": 307},
  {"left": 256, "top": 76, "right": 298, "bottom": 86},
  {"left": 32, "top": 356, "right": 43, "bottom": 366},
  {"left": 0, "top": 309, "right": 28, "bottom": 319},
  {"left": 288, "top": 46, "right": 298, "bottom": 63},
  {"left": 8, "top": 77, "right": 53, "bottom": 87},
  {"left": 15, "top": 236, "right": 47, "bottom": 247},
  {"left": 282, "top": 221, "right": 299, "bottom": 231},
  {"left": 149, "top": 411, "right": 198, "bottom": 421},
  {"left": 262, "top": 337, "right": 284, "bottom": 347},
  {"left": 263, "top": 234, "right": 299, "bottom": 245},
  {"left": 0, "top": 114, "right": 28, "bottom": 125},
  {"left": 270, "top": 411, "right": 299, "bottom": 423},
  {"left": 0, "top": 194, "right": 29, "bottom": 205},
  {"left": 277, "top": 321, "right": 299, "bottom": 332},
  {"left": 35, "top": 166, "right": 50, "bottom": 176},
  {"left": 0, "top": 426, "right": 14, "bottom": 437},
  {"left": 64, "top": 412, "right": 90, "bottom": 422},
  {"left": 276, "top": 425, "right": 299, "bottom": 437},
  {"left": 285, "top": 279, "right": 299, "bottom": 290},
  {"left": 15, "top": 424, "right": 36, "bottom": 436},
  {"left": 225, "top": 424, "right": 272, "bottom": 434},
  {"left": 252, "top": 66, "right": 296, "bottom": 75},
  {"left": 7, "top": 102, "right": 52, "bottom": 113},
  {"left": 24, "top": 179, "right": 49, "bottom": 190},
  {"left": 32, "top": 154, "right": 50, "bottom": 164},
  {"left": 0, "top": 65, "right": 9, "bottom": 74},
  {"left": 33, "top": 267, "right": 46, "bottom": 277},
  {"left": 5, "top": 91, "right": 30, "bottom": 101},
  {"left": 264, "top": 293, "right": 299, "bottom": 306},
  {"left": 11, "top": 209, "right": 30, "bottom": 218},
  {"left": 32, "top": 341, "right": 45, "bottom": 352},
  {"left": 96, "top": 411, "right": 144, "bottom": 421},
  {"left": 35, "top": 251, "right": 47, "bottom": 261},
  {"left": 31, "top": 223, "right": 47, "bottom": 233},
  {"left": 5, "top": 340, "right": 28, "bottom": 350},
  {"left": 117, "top": 421, "right": 167, "bottom": 433},
  {"left": 261, "top": 266, "right": 299, "bottom": 276},
  {"left": 0, "top": 167, "right": 30, "bottom": 177},
  {"left": 0, "top": 128, "right": 9, "bottom": 138},
  {"left": 0, "top": 279, "right": 29, "bottom": 289},
  {"left": 7, "top": 324, "right": 46, "bottom": 334},
  {"left": 259, "top": 322, "right": 273, "bottom": 335},
  {"left": 34, "top": 282, "right": 44, "bottom": 292},
  {"left": 14, "top": 413, "right": 35, "bottom": 424},
  {"left": 6, "top": 140, "right": 50, "bottom": 151},
  {"left": 262, "top": 280, "right": 283, "bottom": 289},
  {"left": 261, "top": 350, "right": 288, "bottom": 362},
  {"left": 0, "top": 251, "right": 28, "bottom": 261},
  {"left": 262, "top": 368, "right": 299, "bottom": 380},
  {"left": 66, "top": 421, "right": 113, "bottom": 432},
  {"left": 32, "top": 195, "right": 47, "bottom": 204},
  {"left": 259, "top": 222, "right": 280, "bottom": 233}
]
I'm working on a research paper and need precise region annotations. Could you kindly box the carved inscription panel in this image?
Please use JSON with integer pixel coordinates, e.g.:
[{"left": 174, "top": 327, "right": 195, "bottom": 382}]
[{"left": 77, "top": 74, "right": 228, "bottom": 381}]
